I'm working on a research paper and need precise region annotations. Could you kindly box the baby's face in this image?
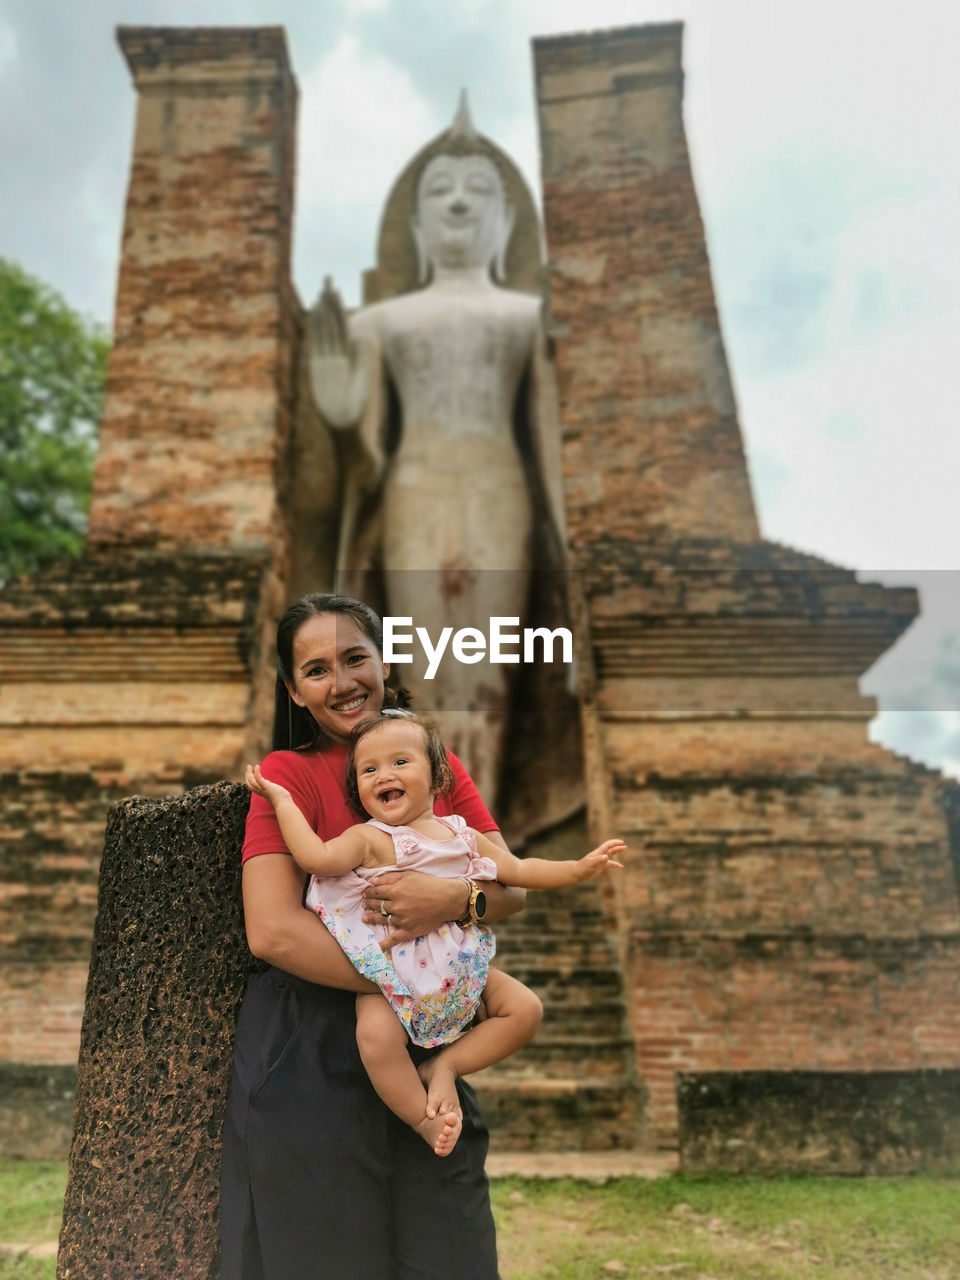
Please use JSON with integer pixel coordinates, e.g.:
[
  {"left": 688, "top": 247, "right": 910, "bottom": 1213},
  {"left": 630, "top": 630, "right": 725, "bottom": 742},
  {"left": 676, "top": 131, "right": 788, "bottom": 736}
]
[{"left": 354, "top": 722, "right": 435, "bottom": 825}]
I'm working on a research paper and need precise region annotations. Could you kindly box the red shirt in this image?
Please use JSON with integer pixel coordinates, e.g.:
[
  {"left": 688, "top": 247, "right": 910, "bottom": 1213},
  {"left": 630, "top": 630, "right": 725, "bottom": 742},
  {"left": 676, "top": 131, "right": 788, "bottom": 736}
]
[{"left": 243, "top": 742, "right": 497, "bottom": 862}]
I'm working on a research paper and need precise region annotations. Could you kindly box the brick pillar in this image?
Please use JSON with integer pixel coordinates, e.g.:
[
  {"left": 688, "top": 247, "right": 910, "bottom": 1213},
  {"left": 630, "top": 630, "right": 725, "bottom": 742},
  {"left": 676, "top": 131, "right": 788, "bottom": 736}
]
[
  {"left": 533, "top": 23, "right": 960, "bottom": 1162},
  {"left": 88, "top": 27, "right": 299, "bottom": 556},
  {"left": 534, "top": 23, "right": 759, "bottom": 546}
]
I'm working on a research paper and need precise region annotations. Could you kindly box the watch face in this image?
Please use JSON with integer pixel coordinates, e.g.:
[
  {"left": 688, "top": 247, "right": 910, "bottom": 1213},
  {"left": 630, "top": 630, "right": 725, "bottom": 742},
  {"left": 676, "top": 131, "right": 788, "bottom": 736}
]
[{"left": 474, "top": 889, "right": 487, "bottom": 920}]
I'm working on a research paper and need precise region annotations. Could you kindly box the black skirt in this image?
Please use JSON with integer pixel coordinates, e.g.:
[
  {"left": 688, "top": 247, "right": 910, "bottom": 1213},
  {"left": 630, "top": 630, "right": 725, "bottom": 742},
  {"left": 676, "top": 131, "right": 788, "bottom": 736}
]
[{"left": 220, "top": 967, "right": 500, "bottom": 1280}]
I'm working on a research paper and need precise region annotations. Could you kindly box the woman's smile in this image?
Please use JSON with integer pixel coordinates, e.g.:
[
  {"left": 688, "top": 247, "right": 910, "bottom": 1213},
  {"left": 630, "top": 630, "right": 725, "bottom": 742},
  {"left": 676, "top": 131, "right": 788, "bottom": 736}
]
[{"left": 331, "top": 693, "right": 368, "bottom": 714}]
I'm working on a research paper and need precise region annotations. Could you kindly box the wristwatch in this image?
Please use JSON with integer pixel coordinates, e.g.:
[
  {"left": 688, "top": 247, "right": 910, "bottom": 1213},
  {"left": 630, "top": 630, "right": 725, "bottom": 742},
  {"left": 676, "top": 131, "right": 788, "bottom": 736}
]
[{"left": 457, "top": 877, "right": 487, "bottom": 927}]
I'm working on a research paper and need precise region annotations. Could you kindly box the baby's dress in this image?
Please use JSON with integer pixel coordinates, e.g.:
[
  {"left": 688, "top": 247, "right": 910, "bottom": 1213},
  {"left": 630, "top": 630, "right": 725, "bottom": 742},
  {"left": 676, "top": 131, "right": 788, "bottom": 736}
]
[{"left": 304, "top": 815, "right": 498, "bottom": 1047}]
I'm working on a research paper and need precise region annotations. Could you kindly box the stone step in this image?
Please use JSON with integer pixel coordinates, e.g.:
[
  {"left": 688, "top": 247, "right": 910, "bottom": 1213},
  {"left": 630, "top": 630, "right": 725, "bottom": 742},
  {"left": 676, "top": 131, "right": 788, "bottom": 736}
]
[
  {"left": 529, "top": 998, "right": 631, "bottom": 1037},
  {"left": 493, "top": 973, "right": 632, "bottom": 1032},
  {"left": 481, "top": 1035, "right": 636, "bottom": 1079},
  {"left": 496, "top": 912, "right": 610, "bottom": 927},
  {"left": 499, "top": 899, "right": 611, "bottom": 919},
  {"left": 493, "top": 951, "right": 623, "bottom": 976},
  {"left": 474, "top": 815, "right": 644, "bottom": 1151},
  {"left": 492, "top": 964, "right": 627, "bottom": 999},
  {"left": 499, "top": 906, "right": 611, "bottom": 926},
  {"left": 473, "top": 1074, "right": 643, "bottom": 1153},
  {"left": 494, "top": 916, "right": 614, "bottom": 936},
  {"left": 493, "top": 933, "right": 618, "bottom": 959}
]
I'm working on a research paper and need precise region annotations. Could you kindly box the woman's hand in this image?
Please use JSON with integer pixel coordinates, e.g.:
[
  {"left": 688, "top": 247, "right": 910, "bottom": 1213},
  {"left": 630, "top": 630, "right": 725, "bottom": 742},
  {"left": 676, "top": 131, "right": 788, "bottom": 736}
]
[
  {"left": 361, "top": 870, "right": 465, "bottom": 948},
  {"left": 361, "top": 869, "right": 525, "bottom": 950},
  {"left": 243, "top": 854, "right": 378, "bottom": 992}
]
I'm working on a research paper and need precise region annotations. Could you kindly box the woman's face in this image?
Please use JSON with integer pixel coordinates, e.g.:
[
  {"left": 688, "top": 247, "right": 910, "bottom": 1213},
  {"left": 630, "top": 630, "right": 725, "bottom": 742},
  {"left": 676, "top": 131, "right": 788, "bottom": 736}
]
[{"left": 286, "top": 612, "right": 389, "bottom": 744}]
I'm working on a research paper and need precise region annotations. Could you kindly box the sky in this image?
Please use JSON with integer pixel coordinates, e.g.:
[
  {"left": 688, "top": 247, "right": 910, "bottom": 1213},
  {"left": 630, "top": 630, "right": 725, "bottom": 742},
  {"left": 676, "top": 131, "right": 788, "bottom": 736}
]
[{"left": 1, "top": 0, "right": 958, "bottom": 776}]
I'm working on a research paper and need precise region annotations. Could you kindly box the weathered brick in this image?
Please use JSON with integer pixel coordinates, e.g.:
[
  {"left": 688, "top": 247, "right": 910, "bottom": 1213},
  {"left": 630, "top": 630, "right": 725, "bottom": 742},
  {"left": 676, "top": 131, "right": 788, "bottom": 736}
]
[
  {"left": 535, "top": 22, "right": 960, "bottom": 1155},
  {"left": 88, "top": 27, "right": 298, "bottom": 556}
]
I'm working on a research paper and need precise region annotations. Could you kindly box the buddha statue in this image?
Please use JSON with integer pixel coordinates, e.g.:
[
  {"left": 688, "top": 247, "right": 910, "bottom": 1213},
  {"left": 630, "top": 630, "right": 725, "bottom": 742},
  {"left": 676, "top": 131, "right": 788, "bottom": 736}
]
[{"left": 306, "top": 95, "right": 572, "bottom": 816}]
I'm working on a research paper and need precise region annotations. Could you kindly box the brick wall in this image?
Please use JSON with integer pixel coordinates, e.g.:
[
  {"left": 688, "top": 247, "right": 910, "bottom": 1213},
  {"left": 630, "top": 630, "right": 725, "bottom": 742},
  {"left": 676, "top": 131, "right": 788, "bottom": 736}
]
[
  {"left": 0, "top": 553, "right": 268, "bottom": 1139},
  {"left": 622, "top": 759, "right": 960, "bottom": 1141},
  {"left": 580, "top": 548, "right": 960, "bottom": 1144},
  {"left": 0, "top": 766, "right": 123, "bottom": 1083}
]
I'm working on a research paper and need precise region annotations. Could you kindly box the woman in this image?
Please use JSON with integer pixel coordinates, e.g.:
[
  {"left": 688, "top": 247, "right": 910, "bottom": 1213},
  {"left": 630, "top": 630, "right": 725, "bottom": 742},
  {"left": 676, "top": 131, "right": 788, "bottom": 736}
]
[{"left": 220, "top": 593, "right": 523, "bottom": 1280}]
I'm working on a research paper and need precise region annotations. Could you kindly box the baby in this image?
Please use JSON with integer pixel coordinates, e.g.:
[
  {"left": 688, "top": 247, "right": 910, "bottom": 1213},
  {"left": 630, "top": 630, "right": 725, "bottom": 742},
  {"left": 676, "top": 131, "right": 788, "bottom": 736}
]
[{"left": 247, "top": 709, "right": 625, "bottom": 1155}]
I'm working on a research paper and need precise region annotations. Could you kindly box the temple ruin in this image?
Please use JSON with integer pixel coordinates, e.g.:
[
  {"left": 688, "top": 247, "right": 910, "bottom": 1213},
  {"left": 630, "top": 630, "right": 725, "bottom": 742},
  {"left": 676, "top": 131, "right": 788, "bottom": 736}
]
[{"left": 0, "top": 25, "right": 958, "bottom": 1272}]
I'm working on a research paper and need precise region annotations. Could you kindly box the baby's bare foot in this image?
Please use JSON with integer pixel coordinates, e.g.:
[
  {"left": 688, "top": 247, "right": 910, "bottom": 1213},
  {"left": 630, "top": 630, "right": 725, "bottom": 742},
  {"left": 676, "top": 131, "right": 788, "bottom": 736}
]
[
  {"left": 417, "top": 1058, "right": 461, "bottom": 1121},
  {"left": 415, "top": 1108, "right": 462, "bottom": 1157}
]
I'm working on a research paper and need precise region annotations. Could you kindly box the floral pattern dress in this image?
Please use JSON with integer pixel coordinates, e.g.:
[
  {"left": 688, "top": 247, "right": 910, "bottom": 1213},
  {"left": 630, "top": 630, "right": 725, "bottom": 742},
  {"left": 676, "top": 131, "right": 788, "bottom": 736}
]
[{"left": 304, "top": 815, "right": 498, "bottom": 1047}]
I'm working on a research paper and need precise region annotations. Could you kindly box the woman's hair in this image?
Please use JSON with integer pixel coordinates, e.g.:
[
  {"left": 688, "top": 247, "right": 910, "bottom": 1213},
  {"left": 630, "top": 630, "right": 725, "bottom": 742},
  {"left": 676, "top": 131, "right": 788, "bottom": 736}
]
[
  {"left": 272, "top": 593, "right": 409, "bottom": 752},
  {"left": 345, "top": 710, "right": 454, "bottom": 817}
]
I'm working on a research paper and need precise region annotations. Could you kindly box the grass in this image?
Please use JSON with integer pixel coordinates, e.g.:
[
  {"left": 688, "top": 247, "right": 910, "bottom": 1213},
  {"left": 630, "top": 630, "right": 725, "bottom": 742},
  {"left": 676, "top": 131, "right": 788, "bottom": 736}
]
[
  {"left": 2, "top": 1161, "right": 959, "bottom": 1278},
  {"left": 0, "top": 1160, "right": 66, "bottom": 1279},
  {"left": 490, "top": 1174, "right": 960, "bottom": 1279}
]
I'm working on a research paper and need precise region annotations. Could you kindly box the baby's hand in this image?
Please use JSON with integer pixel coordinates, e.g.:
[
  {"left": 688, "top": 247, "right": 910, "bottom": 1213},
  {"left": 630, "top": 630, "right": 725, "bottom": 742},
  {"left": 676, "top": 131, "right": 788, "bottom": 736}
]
[
  {"left": 576, "top": 838, "right": 627, "bottom": 881},
  {"left": 245, "top": 763, "right": 293, "bottom": 810}
]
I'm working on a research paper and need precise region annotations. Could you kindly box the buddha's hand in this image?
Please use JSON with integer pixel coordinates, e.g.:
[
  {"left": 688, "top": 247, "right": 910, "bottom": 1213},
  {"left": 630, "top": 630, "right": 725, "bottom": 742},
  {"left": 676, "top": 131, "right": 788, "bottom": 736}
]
[{"left": 307, "top": 276, "right": 368, "bottom": 428}]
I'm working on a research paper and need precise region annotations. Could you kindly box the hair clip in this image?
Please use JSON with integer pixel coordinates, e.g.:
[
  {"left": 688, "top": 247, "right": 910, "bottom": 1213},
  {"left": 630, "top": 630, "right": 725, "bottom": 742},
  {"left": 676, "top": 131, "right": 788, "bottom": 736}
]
[{"left": 380, "top": 708, "right": 415, "bottom": 718}]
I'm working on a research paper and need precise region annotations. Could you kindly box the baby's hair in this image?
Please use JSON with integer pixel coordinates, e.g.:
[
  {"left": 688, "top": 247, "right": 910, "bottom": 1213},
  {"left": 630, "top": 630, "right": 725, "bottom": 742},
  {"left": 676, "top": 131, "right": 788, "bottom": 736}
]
[{"left": 345, "top": 710, "right": 454, "bottom": 817}]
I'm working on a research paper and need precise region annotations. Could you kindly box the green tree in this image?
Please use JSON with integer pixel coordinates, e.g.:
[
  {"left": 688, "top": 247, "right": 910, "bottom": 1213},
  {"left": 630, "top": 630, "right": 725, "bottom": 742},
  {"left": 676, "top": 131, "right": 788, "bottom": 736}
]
[{"left": 0, "top": 257, "right": 109, "bottom": 580}]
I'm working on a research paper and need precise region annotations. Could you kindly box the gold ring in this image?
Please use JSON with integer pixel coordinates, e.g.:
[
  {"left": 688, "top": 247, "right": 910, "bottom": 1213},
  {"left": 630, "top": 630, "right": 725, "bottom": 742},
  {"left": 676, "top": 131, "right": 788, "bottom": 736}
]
[{"left": 380, "top": 899, "right": 389, "bottom": 917}]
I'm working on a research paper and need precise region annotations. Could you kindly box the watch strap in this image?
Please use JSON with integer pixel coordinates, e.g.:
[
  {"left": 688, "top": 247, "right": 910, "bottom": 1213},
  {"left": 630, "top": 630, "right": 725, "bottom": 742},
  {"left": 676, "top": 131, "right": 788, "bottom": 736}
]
[{"left": 456, "top": 877, "right": 480, "bottom": 927}]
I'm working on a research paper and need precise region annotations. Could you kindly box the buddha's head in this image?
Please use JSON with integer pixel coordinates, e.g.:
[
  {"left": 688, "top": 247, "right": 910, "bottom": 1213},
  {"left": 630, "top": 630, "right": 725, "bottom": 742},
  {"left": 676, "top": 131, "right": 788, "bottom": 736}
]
[{"left": 411, "top": 94, "right": 515, "bottom": 281}]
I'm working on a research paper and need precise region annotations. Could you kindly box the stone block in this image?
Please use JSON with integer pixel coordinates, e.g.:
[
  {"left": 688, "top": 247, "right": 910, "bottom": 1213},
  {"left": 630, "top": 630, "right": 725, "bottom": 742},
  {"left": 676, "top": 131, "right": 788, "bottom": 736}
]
[
  {"left": 0, "top": 1064, "right": 78, "bottom": 1161},
  {"left": 58, "top": 782, "right": 254, "bottom": 1279},
  {"left": 678, "top": 1069, "right": 960, "bottom": 1174}
]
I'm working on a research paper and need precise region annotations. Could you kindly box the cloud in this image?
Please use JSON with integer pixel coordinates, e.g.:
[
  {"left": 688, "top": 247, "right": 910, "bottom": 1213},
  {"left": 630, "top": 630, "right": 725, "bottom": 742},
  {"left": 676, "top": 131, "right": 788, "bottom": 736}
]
[
  {"left": 298, "top": 33, "right": 434, "bottom": 208},
  {"left": 735, "top": 295, "right": 960, "bottom": 572},
  {"left": 859, "top": 570, "right": 960, "bottom": 780},
  {"left": 295, "top": 33, "right": 436, "bottom": 303},
  {"left": 862, "top": 572, "right": 960, "bottom": 707},
  {"left": 711, "top": 148, "right": 941, "bottom": 374},
  {"left": 688, "top": 0, "right": 960, "bottom": 579},
  {"left": 869, "top": 711, "right": 960, "bottom": 781},
  {"left": 701, "top": 135, "right": 959, "bottom": 575},
  {"left": 0, "top": 21, "right": 17, "bottom": 76},
  {"left": 2, "top": 0, "right": 957, "bottom": 787},
  {"left": 688, "top": 0, "right": 960, "bottom": 199}
]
